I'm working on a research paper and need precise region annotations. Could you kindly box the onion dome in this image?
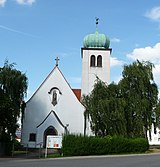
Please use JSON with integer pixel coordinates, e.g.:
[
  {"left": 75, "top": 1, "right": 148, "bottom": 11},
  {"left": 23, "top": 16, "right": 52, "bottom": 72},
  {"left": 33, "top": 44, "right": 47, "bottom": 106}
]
[{"left": 83, "top": 30, "right": 110, "bottom": 49}]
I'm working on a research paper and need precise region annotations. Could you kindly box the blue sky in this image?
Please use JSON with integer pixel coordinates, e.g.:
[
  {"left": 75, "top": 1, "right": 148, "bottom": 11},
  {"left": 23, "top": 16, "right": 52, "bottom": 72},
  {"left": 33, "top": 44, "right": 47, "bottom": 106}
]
[{"left": 1, "top": 0, "right": 160, "bottom": 100}]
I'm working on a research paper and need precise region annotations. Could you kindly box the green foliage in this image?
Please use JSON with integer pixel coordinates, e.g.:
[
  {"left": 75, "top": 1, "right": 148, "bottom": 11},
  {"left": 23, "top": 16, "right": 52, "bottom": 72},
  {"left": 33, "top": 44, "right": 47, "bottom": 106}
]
[
  {"left": 154, "top": 100, "right": 160, "bottom": 128},
  {"left": 0, "top": 133, "right": 12, "bottom": 155},
  {"left": 120, "top": 60, "right": 158, "bottom": 138},
  {"left": 62, "top": 135, "right": 149, "bottom": 156},
  {"left": 82, "top": 79, "right": 127, "bottom": 137},
  {"left": 82, "top": 60, "right": 159, "bottom": 139},
  {"left": 14, "top": 140, "right": 24, "bottom": 151},
  {"left": 0, "top": 60, "right": 28, "bottom": 155}
]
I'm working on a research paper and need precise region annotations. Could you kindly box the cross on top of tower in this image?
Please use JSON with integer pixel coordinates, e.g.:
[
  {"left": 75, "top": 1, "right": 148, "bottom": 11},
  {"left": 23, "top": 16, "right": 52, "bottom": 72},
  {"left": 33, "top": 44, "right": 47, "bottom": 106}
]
[
  {"left": 96, "top": 17, "right": 99, "bottom": 24},
  {"left": 95, "top": 17, "right": 99, "bottom": 31},
  {"left": 55, "top": 56, "right": 60, "bottom": 66}
]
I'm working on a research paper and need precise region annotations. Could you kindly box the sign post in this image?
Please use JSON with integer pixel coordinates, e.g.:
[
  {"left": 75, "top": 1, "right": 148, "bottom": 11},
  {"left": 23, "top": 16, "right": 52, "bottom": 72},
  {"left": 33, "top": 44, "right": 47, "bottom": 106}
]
[{"left": 45, "top": 135, "right": 62, "bottom": 158}]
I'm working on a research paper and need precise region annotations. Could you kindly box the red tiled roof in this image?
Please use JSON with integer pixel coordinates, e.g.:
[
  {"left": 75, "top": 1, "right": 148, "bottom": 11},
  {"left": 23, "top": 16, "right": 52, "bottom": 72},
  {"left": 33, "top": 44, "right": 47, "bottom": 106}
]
[{"left": 72, "top": 89, "right": 81, "bottom": 101}]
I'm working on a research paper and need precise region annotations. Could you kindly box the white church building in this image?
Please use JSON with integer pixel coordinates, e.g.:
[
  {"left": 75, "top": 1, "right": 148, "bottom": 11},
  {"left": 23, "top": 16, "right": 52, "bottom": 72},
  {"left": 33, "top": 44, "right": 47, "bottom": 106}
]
[
  {"left": 21, "top": 20, "right": 160, "bottom": 148},
  {"left": 21, "top": 20, "right": 111, "bottom": 148}
]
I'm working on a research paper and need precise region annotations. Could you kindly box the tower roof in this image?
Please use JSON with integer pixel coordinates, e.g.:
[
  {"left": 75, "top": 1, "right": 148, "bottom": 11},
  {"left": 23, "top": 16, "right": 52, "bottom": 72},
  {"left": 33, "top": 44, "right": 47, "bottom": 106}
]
[
  {"left": 83, "top": 30, "right": 110, "bottom": 49},
  {"left": 83, "top": 31, "right": 110, "bottom": 49},
  {"left": 83, "top": 18, "right": 110, "bottom": 49}
]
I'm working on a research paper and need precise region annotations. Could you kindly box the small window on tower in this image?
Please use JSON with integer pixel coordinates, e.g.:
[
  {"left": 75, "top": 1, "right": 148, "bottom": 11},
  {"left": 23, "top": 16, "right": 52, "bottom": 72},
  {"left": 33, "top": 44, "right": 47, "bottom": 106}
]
[
  {"left": 97, "top": 55, "right": 102, "bottom": 67},
  {"left": 90, "top": 55, "right": 95, "bottom": 67}
]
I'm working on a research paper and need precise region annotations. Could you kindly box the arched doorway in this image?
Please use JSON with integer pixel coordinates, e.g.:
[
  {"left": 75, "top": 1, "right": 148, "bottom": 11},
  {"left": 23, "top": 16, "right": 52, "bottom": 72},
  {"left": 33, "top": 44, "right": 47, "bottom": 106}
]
[{"left": 43, "top": 126, "right": 58, "bottom": 148}]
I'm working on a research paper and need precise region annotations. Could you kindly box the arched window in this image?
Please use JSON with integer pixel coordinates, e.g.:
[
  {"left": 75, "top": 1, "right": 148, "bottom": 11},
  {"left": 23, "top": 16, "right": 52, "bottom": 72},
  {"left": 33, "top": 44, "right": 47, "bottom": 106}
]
[
  {"left": 97, "top": 55, "right": 102, "bottom": 67},
  {"left": 90, "top": 55, "right": 95, "bottom": 67},
  {"left": 52, "top": 90, "right": 57, "bottom": 106}
]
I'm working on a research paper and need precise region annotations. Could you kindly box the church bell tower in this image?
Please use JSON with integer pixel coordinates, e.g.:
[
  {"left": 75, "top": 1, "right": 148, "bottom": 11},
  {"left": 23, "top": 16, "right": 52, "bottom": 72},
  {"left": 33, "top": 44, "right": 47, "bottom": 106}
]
[{"left": 81, "top": 19, "right": 111, "bottom": 96}]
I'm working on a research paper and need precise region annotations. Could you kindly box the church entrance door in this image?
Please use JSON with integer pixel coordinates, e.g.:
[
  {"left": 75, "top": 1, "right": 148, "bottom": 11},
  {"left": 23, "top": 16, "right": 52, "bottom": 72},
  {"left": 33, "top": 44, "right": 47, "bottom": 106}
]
[{"left": 43, "top": 126, "right": 58, "bottom": 148}]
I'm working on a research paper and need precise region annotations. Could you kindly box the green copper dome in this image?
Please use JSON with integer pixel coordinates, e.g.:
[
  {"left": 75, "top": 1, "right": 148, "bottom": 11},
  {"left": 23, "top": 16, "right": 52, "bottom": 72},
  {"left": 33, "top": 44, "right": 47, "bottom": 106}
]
[{"left": 83, "top": 30, "right": 110, "bottom": 49}]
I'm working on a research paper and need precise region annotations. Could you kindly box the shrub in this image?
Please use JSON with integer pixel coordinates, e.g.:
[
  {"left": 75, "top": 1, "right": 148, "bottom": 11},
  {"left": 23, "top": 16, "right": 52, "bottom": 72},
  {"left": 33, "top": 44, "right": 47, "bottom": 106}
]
[
  {"left": 14, "top": 140, "right": 23, "bottom": 151},
  {"left": 62, "top": 135, "right": 149, "bottom": 156},
  {"left": 0, "top": 133, "right": 12, "bottom": 156}
]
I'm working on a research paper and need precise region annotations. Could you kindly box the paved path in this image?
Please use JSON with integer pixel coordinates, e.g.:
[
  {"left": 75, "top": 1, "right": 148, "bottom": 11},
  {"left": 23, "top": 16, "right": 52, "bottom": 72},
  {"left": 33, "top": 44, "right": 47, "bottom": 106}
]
[{"left": 0, "top": 153, "right": 160, "bottom": 167}]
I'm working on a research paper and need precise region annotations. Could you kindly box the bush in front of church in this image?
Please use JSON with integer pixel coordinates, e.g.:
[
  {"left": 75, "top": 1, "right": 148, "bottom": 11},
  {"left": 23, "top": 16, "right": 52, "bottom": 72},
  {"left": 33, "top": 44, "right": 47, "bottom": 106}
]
[
  {"left": 62, "top": 135, "right": 149, "bottom": 156},
  {"left": 0, "top": 133, "right": 12, "bottom": 156}
]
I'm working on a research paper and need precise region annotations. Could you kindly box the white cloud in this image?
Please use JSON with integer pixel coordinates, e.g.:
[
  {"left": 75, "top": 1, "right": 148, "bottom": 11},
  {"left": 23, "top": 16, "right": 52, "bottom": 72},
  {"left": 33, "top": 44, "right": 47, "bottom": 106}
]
[
  {"left": 113, "top": 75, "right": 123, "bottom": 84},
  {"left": 153, "top": 64, "right": 160, "bottom": 76},
  {"left": 127, "top": 43, "right": 160, "bottom": 92},
  {"left": 111, "top": 38, "right": 120, "bottom": 43},
  {"left": 145, "top": 6, "right": 160, "bottom": 21},
  {"left": 127, "top": 43, "right": 160, "bottom": 64},
  {"left": 153, "top": 64, "right": 160, "bottom": 90},
  {"left": 110, "top": 57, "right": 124, "bottom": 67},
  {"left": 16, "top": 0, "right": 36, "bottom": 5},
  {"left": 0, "top": 0, "right": 7, "bottom": 7},
  {"left": 0, "top": 24, "right": 38, "bottom": 37}
]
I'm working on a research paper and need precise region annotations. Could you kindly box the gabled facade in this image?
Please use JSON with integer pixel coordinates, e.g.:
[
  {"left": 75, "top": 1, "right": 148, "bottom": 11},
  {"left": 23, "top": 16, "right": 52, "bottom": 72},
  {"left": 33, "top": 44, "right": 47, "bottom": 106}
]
[
  {"left": 21, "top": 66, "right": 84, "bottom": 148},
  {"left": 21, "top": 21, "right": 112, "bottom": 148}
]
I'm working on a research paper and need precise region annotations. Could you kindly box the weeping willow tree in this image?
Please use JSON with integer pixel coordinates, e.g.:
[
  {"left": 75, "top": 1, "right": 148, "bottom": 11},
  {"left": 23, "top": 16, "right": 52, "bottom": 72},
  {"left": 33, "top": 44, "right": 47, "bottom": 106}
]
[
  {"left": 82, "top": 78, "right": 126, "bottom": 137},
  {"left": 101, "top": 83, "right": 126, "bottom": 136},
  {"left": 81, "top": 94, "right": 90, "bottom": 136},
  {"left": 0, "top": 60, "right": 28, "bottom": 141},
  {"left": 82, "top": 60, "right": 159, "bottom": 139},
  {"left": 119, "top": 60, "right": 159, "bottom": 138}
]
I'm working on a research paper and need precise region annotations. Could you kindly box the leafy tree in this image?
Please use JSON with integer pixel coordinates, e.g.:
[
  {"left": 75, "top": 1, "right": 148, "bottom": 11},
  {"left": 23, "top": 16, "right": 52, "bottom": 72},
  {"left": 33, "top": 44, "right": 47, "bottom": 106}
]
[
  {"left": 119, "top": 60, "right": 158, "bottom": 138},
  {"left": 81, "top": 94, "right": 90, "bottom": 136},
  {"left": 0, "top": 60, "right": 28, "bottom": 141},
  {"left": 82, "top": 78, "right": 126, "bottom": 137},
  {"left": 89, "top": 78, "right": 108, "bottom": 136},
  {"left": 101, "top": 83, "right": 126, "bottom": 136},
  {"left": 155, "top": 100, "right": 160, "bottom": 128},
  {"left": 82, "top": 60, "right": 159, "bottom": 139}
]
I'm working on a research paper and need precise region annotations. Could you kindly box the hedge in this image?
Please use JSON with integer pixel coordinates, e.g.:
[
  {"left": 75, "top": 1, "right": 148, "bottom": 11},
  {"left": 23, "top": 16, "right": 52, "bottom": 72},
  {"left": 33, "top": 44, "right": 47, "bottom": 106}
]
[
  {"left": 62, "top": 135, "right": 149, "bottom": 156},
  {"left": 0, "top": 133, "right": 12, "bottom": 156}
]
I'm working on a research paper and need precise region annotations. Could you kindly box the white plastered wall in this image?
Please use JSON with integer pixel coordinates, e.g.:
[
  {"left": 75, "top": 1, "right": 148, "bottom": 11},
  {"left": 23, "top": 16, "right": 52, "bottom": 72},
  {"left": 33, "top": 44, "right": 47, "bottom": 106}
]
[
  {"left": 21, "top": 67, "right": 84, "bottom": 148},
  {"left": 81, "top": 49, "right": 110, "bottom": 96}
]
